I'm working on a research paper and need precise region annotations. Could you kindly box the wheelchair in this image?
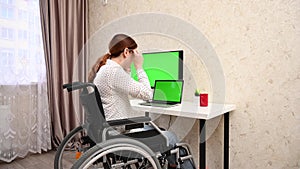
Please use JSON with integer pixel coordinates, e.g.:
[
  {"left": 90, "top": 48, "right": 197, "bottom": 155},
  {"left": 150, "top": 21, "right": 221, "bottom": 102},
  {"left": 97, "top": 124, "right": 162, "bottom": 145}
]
[{"left": 54, "top": 82, "right": 195, "bottom": 169}]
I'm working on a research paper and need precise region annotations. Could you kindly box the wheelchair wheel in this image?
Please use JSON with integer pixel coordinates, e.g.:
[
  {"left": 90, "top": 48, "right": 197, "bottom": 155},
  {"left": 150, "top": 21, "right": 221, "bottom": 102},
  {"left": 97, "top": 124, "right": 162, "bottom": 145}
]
[
  {"left": 71, "top": 138, "right": 162, "bottom": 169},
  {"left": 54, "top": 126, "right": 88, "bottom": 169}
]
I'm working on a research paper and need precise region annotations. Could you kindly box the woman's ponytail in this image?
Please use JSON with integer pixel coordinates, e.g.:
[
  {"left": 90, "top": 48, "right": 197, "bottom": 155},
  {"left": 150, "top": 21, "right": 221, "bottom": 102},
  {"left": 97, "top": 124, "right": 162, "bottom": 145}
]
[{"left": 88, "top": 53, "right": 110, "bottom": 82}]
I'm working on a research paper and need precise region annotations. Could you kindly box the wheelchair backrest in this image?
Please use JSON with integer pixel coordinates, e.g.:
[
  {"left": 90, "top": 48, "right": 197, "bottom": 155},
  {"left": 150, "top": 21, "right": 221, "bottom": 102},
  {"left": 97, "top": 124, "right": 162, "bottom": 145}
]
[{"left": 63, "top": 82, "right": 106, "bottom": 143}]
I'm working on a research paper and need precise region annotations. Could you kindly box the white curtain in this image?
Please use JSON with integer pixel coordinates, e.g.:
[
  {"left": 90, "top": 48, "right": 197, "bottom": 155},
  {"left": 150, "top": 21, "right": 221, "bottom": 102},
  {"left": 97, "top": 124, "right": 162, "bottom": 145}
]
[{"left": 0, "top": 0, "right": 51, "bottom": 162}]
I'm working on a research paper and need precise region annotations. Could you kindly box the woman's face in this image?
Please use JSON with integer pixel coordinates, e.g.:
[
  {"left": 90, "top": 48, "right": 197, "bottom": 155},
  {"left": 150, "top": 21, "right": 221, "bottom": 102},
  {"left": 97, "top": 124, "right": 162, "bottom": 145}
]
[
  {"left": 119, "top": 48, "right": 136, "bottom": 68},
  {"left": 123, "top": 48, "right": 136, "bottom": 60}
]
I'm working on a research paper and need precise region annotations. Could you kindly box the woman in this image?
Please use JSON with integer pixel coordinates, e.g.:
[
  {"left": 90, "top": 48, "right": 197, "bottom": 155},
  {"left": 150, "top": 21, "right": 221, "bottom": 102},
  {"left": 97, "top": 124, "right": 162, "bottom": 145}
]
[
  {"left": 88, "top": 34, "right": 194, "bottom": 168},
  {"left": 88, "top": 34, "right": 152, "bottom": 121},
  {"left": 88, "top": 33, "right": 179, "bottom": 136}
]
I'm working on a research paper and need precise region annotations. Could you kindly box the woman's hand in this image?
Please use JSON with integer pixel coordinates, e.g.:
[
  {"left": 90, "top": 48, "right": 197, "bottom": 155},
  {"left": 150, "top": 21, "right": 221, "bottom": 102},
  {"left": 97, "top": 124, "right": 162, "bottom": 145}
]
[{"left": 133, "top": 50, "right": 144, "bottom": 70}]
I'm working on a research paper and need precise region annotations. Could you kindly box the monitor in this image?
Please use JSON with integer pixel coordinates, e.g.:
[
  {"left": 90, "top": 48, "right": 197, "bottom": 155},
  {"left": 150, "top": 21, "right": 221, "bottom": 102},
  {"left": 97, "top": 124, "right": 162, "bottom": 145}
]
[
  {"left": 153, "top": 80, "right": 184, "bottom": 103},
  {"left": 131, "top": 50, "right": 183, "bottom": 88}
]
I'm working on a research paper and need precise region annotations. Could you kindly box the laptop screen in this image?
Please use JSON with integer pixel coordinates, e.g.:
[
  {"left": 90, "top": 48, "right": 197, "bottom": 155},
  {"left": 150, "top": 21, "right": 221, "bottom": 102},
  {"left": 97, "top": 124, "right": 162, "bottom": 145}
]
[{"left": 152, "top": 80, "right": 184, "bottom": 103}]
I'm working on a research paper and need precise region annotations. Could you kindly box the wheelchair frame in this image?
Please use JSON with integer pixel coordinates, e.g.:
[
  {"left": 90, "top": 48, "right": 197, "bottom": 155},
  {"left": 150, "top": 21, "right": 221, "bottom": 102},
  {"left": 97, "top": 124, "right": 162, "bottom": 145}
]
[{"left": 54, "top": 82, "right": 195, "bottom": 169}]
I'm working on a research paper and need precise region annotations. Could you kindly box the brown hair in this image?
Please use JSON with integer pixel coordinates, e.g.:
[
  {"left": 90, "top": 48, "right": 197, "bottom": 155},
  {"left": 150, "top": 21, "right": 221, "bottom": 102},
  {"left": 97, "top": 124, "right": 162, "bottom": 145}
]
[{"left": 88, "top": 34, "right": 138, "bottom": 82}]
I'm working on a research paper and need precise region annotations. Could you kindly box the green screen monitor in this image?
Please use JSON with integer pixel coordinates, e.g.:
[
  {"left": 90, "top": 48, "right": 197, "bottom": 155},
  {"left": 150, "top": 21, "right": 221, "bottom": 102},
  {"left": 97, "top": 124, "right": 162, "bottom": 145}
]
[
  {"left": 131, "top": 50, "right": 183, "bottom": 88},
  {"left": 153, "top": 80, "right": 184, "bottom": 103}
]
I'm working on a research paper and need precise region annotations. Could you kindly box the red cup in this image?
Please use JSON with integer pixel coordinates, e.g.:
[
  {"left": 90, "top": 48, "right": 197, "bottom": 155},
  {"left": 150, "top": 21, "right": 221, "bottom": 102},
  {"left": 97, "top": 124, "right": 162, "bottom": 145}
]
[{"left": 200, "top": 93, "right": 208, "bottom": 107}]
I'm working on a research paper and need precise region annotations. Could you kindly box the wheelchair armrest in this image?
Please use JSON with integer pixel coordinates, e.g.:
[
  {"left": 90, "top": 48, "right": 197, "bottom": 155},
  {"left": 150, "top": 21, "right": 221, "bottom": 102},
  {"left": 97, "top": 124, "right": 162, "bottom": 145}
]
[
  {"left": 63, "top": 82, "right": 96, "bottom": 92},
  {"left": 104, "top": 116, "right": 151, "bottom": 127}
]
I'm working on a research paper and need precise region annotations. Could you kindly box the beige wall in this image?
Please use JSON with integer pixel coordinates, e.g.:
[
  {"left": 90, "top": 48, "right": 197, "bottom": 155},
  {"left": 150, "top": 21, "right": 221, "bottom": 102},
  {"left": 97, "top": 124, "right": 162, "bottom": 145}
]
[{"left": 88, "top": 0, "right": 300, "bottom": 169}]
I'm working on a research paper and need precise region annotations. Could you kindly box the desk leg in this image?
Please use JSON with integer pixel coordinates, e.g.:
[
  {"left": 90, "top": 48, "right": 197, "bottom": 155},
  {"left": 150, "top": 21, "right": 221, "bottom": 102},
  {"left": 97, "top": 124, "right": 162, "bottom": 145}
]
[
  {"left": 200, "top": 113, "right": 229, "bottom": 169},
  {"left": 224, "top": 112, "right": 229, "bottom": 169},
  {"left": 199, "top": 119, "right": 206, "bottom": 169}
]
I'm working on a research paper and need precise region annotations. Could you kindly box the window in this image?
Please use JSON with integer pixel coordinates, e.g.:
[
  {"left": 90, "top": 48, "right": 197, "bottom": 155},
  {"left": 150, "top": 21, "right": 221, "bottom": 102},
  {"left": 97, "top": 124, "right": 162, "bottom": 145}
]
[
  {"left": 0, "top": 0, "right": 45, "bottom": 85},
  {"left": 1, "top": 48, "right": 14, "bottom": 66},
  {"left": 0, "top": 5, "right": 14, "bottom": 19},
  {"left": 1, "top": 27, "right": 14, "bottom": 39},
  {"left": 18, "top": 9, "right": 28, "bottom": 20},
  {"left": 0, "top": 0, "right": 13, "bottom": 5},
  {"left": 0, "top": 0, "right": 14, "bottom": 18},
  {"left": 18, "top": 30, "right": 28, "bottom": 40}
]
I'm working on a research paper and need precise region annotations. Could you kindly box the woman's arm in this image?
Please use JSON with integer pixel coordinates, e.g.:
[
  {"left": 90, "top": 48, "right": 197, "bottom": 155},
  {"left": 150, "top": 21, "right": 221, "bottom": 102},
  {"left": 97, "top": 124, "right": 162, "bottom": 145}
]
[{"left": 112, "top": 67, "right": 152, "bottom": 100}]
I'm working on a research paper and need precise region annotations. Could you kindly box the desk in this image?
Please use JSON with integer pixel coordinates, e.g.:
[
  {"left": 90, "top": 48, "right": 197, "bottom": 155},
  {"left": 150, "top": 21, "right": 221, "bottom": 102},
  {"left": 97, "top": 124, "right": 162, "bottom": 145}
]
[{"left": 130, "top": 99, "right": 236, "bottom": 169}]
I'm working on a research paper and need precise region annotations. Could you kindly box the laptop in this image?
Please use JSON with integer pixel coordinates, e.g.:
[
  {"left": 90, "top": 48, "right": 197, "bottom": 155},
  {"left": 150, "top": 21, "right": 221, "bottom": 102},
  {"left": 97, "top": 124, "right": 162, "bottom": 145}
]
[{"left": 139, "top": 80, "right": 184, "bottom": 107}]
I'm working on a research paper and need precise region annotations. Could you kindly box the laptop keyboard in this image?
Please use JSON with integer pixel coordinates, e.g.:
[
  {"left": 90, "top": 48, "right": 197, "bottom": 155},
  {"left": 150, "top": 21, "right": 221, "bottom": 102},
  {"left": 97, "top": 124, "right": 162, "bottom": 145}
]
[{"left": 139, "top": 102, "right": 177, "bottom": 108}]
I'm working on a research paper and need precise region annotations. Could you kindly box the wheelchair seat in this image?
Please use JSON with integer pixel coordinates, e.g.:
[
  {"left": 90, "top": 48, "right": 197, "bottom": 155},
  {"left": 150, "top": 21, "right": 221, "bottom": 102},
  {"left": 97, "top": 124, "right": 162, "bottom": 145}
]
[{"left": 110, "top": 127, "right": 171, "bottom": 153}]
